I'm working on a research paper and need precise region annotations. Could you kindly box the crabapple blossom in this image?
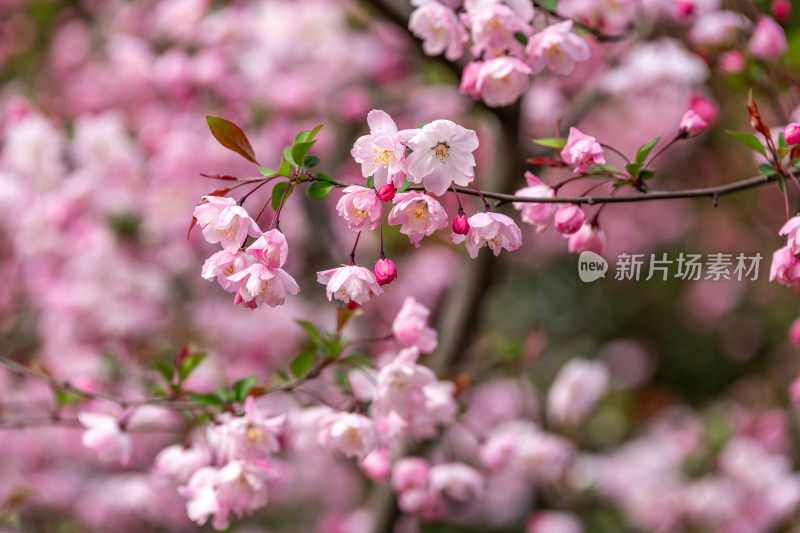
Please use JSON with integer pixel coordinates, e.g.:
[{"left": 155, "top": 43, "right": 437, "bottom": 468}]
[
  {"left": 526, "top": 20, "right": 590, "bottom": 77},
  {"left": 688, "top": 11, "right": 750, "bottom": 47},
  {"left": 318, "top": 412, "right": 378, "bottom": 459},
  {"left": 556, "top": 0, "right": 637, "bottom": 35},
  {"left": 317, "top": 265, "right": 384, "bottom": 305},
  {"left": 772, "top": 0, "right": 791, "bottom": 22},
  {"left": 679, "top": 109, "right": 707, "bottom": 137},
  {"left": 554, "top": 204, "right": 585, "bottom": 235},
  {"left": 392, "top": 296, "right": 438, "bottom": 353},
  {"left": 336, "top": 186, "right": 383, "bottom": 232},
  {"left": 561, "top": 128, "right": 606, "bottom": 173},
  {"left": 359, "top": 448, "right": 392, "bottom": 481},
  {"left": 202, "top": 249, "right": 251, "bottom": 292},
  {"left": 749, "top": 16, "right": 787, "bottom": 61},
  {"left": 473, "top": 56, "right": 532, "bottom": 107},
  {"left": 451, "top": 211, "right": 523, "bottom": 259},
  {"left": 428, "top": 463, "right": 485, "bottom": 502},
  {"left": 769, "top": 247, "right": 800, "bottom": 287},
  {"left": 779, "top": 215, "right": 800, "bottom": 254},
  {"left": 193, "top": 196, "right": 262, "bottom": 252},
  {"left": 785, "top": 124, "right": 800, "bottom": 145},
  {"left": 221, "top": 397, "right": 285, "bottom": 461},
  {"left": 568, "top": 223, "right": 606, "bottom": 255},
  {"left": 351, "top": 110, "right": 407, "bottom": 189},
  {"left": 392, "top": 457, "right": 430, "bottom": 493},
  {"left": 403, "top": 120, "right": 479, "bottom": 196},
  {"left": 547, "top": 358, "right": 610, "bottom": 426},
  {"left": 378, "top": 183, "right": 397, "bottom": 202},
  {"left": 78, "top": 411, "right": 132, "bottom": 466},
  {"left": 788, "top": 317, "right": 800, "bottom": 347},
  {"left": 513, "top": 172, "right": 556, "bottom": 232},
  {"left": 153, "top": 443, "right": 212, "bottom": 484},
  {"left": 718, "top": 50, "right": 747, "bottom": 73},
  {"left": 461, "top": 4, "right": 530, "bottom": 59},
  {"left": 228, "top": 262, "right": 300, "bottom": 308},
  {"left": 408, "top": 0, "right": 468, "bottom": 61},
  {"left": 458, "top": 60, "right": 482, "bottom": 100},
  {"left": 245, "top": 229, "right": 289, "bottom": 269},
  {"left": 452, "top": 211, "right": 470, "bottom": 235},
  {"left": 526, "top": 511, "right": 584, "bottom": 533},
  {"left": 388, "top": 191, "right": 449, "bottom": 247},
  {"left": 374, "top": 258, "right": 398, "bottom": 286}
]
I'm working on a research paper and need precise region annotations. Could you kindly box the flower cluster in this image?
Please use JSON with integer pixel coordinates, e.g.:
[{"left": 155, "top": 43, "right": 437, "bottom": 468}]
[{"left": 770, "top": 214, "right": 800, "bottom": 287}]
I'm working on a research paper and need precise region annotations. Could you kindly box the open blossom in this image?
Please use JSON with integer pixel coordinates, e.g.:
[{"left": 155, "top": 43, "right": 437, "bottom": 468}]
[
  {"left": 351, "top": 110, "right": 407, "bottom": 189},
  {"left": 408, "top": 0, "right": 468, "bottom": 61},
  {"left": 221, "top": 397, "right": 285, "bottom": 461},
  {"left": 193, "top": 196, "right": 261, "bottom": 252},
  {"left": 317, "top": 265, "right": 383, "bottom": 305},
  {"left": 318, "top": 412, "right": 378, "bottom": 459},
  {"left": 473, "top": 57, "right": 532, "bottom": 107},
  {"left": 336, "top": 186, "right": 383, "bottom": 232},
  {"left": 403, "top": 120, "right": 479, "bottom": 196},
  {"left": 749, "top": 16, "right": 787, "bottom": 61},
  {"left": 547, "top": 358, "right": 610, "bottom": 426},
  {"left": 461, "top": 4, "right": 531, "bottom": 58},
  {"left": 770, "top": 247, "right": 800, "bottom": 287},
  {"left": 568, "top": 223, "right": 605, "bottom": 254},
  {"left": 392, "top": 296, "right": 438, "bottom": 353},
  {"left": 154, "top": 443, "right": 212, "bottom": 484},
  {"left": 561, "top": 127, "right": 606, "bottom": 173},
  {"left": 202, "top": 249, "right": 252, "bottom": 292},
  {"left": 513, "top": 172, "right": 556, "bottom": 232},
  {"left": 526, "top": 20, "right": 590, "bottom": 77},
  {"left": 428, "top": 463, "right": 485, "bottom": 502},
  {"left": 779, "top": 215, "right": 800, "bottom": 254},
  {"left": 228, "top": 262, "right": 300, "bottom": 308},
  {"left": 388, "top": 191, "right": 449, "bottom": 247},
  {"left": 78, "top": 411, "right": 132, "bottom": 466},
  {"left": 689, "top": 11, "right": 750, "bottom": 47},
  {"left": 452, "top": 211, "right": 523, "bottom": 259},
  {"left": 556, "top": 0, "right": 637, "bottom": 35},
  {"left": 245, "top": 229, "right": 289, "bottom": 268}
]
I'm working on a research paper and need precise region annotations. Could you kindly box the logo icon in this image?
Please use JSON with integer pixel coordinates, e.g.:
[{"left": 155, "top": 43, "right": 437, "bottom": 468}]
[{"left": 578, "top": 251, "right": 608, "bottom": 282}]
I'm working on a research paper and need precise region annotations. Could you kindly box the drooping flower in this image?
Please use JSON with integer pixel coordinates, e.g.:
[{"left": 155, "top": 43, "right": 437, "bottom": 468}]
[
  {"left": 392, "top": 296, "right": 438, "bottom": 353},
  {"left": 403, "top": 120, "right": 479, "bottom": 196},
  {"left": 474, "top": 56, "right": 532, "bottom": 107},
  {"left": 408, "top": 0, "right": 469, "bottom": 61},
  {"left": 526, "top": 20, "right": 590, "bottom": 77},
  {"left": 749, "top": 16, "right": 787, "bottom": 61},
  {"left": 547, "top": 358, "right": 610, "bottom": 426},
  {"left": 513, "top": 172, "right": 556, "bottom": 232},
  {"left": 452, "top": 211, "right": 523, "bottom": 259},
  {"left": 245, "top": 229, "right": 289, "bottom": 268},
  {"left": 388, "top": 191, "right": 449, "bottom": 247},
  {"left": 221, "top": 397, "right": 285, "bottom": 461},
  {"left": 769, "top": 246, "right": 800, "bottom": 287},
  {"left": 567, "top": 223, "right": 606, "bottom": 255},
  {"left": 779, "top": 215, "right": 800, "bottom": 254},
  {"left": 317, "top": 265, "right": 384, "bottom": 305},
  {"left": 78, "top": 411, "right": 132, "bottom": 466},
  {"left": 193, "top": 196, "right": 261, "bottom": 252},
  {"left": 560, "top": 127, "right": 606, "bottom": 173},
  {"left": 374, "top": 258, "right": 398, "bottom": 286},
  {"left": 554, "top": 204, "right": 585, "bottom": 235},
  {"left": 228, "top": 263, "right": 300, "bottom": 308},
  {"left": 336, "top": 185, "right": 383, "bottom": 232},
  {"left": 351, "top": 110, "right": 408, "bottom": 189},
  {"left": 202, "top": 250, "right": 252, "bottom": 292},
  {"left": 318, "top": 412, "right": 378, "bottom": 459}
]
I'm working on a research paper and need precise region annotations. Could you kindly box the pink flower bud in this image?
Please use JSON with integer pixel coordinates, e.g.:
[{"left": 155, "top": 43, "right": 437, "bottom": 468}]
[
  {"left": 675, "top": 0, "right": 694, "bottom": 19},
  {"left": 785, "top": 123, "right": 800, "bottom": 145},
  {"left": 452, "top": 213, "right": 470, "bottom": 235},
  {"left": 690, "top": 95, "right": 719, "bottom": 124},
  {"left": 679, "top": 109, "right": 707, "bottom": 137},
  {"left": 378, "top": 183, "right": 397, "bottom": 202},
  {"left": 554, "top": 205, "right": 585, "bottom": 235},
  {"left": 568, "top": 224, "right": 606, "bottom": 255},
  {"left": 374, "top": 258, "right": 398, "bottom": 286},
  {"left": 718, "top": 51, "right": 746, "bottom": 73},
  {"left": 788, "top": 317, "right": 800, "bottom": 347},
  {"left": 772, "top": 0, "right": 791, "bottom": 23}
]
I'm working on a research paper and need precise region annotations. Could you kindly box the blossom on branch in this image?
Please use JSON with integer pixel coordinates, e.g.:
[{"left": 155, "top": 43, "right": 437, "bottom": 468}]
[
  {"left": 317, "top": 265, "right": 384, "bottom": 305},
  {"left": 408, "top": 0, "right": 468, "bottom": 61},
  {"left": 388, "top": 191, "right": 449, "bottom": 247},
  {"left": 513, "top": 172, "right": 556, "bottom": 232},
  {"left": 336, "top": 185, "right": 383, "bottom": 232},
  {"left": 194, "top": 196, "right": 261, "bottom": 252},
  {"left": 526, "top": 20, "right": 590, "bottom": 77},
  {"left": 351, "top": 110, "right": 407, "bottom": 189},
  {"left": 451, "top": 211, "right": 523, "bottom": 258},
  {"left": 403, "top": 120, "right": 479, "bottom": 196},
  {"left": 561, "top": 127, "right": 606, "bottom": 173}
]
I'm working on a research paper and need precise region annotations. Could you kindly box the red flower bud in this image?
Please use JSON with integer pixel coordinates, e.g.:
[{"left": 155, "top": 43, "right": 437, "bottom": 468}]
[
  {"left": 374, "top": 258, "right": 397, "bottom": 286},
  {"left": 785, "top": 123, "right": 800, "bottom": 145},
  {"left": 452, "top": 213, "right": 470, "bottom": 235},
  {"left": 378, "top": 184, "right": 396, "bottom": 202}
]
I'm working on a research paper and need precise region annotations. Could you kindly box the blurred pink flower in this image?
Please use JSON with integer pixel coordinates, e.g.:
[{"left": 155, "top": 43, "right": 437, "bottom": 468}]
[
  {"left": 318, "top": 412, "right": 378, "bottom": 459},
  {"left": 222, "top": 397, "right": 285, "bottom": 461},
  {"left": 374, "top": 258, "right": 398, "bottom": 286},
  {"left": 769, "top": 246, "right": 800, "bottom": 287},
  {"left": 526, "top": 20, "right": 590, "bottom": 77},
  {"left": 228, "top": 262, "right": 300, "bottom": 308},
  {"left": 526, "top": 511, "right": 584, "bottom": 533},
  {"left": 554, "top": 204, "right": 585, "bottom": 234},
  {"left": 779, "top": 215, "right": 800, "bottom": 254},
  {"left": 428, "top": 462, "right": 485, "bottom": 502},
  {"left": 408, "top": 0, "right": 468, "bottom": 61},
  {"left": 461, "top": 4, "right": 530, "bottom": 58},
  {"left": 474, "top": 56, "right": 532, "bottom": 107},
  {"left": 547, "top": 358, "right": 609, "bottom": 425},
  {"left": 78, "top": 410, "right": 132, "bottom": 466},
  {"left": 513, "top": 172, "right": 556, "bottom": 232},
  {"left": 749, "top": 16, "right": 787, "bottom": 61},
  {"left": 568, "top": 223, "right": 606, "bottom": 255},
  {"left": 359, "top": 448, "right": 391, "bottom": 481},
  {"left": 392, "top": 296, "right": 438, "bottom": 353},
  {"left": 679, "top": 109, "right": 708, "bottom": 137}
]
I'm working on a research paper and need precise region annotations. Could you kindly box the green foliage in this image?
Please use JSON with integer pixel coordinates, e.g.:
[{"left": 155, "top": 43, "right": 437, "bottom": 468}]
[
  {"left": 635, "top": 136, "right": 660, "bottom": 164},
  {"left": 272, "top": 182, "right": 290, "bottom": 210},
  {"left": 178, "top": 352, "right": 207, "bottom": 382},
  {"left": 307, "top": 181, "right": 334, "bottom": 199},
  {"left": 532, "top": 137, "right": 567, "bottom": 150},
  {"left": 290, "top": 351, "right": 314, "bottom": 378},
  {"left": 725, "top": 130, "right": 767, "bottom": 157}
]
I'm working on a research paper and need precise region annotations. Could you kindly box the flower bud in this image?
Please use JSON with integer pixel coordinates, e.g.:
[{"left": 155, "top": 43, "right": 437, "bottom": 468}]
[
  {"left": 568, "top": 224, "right": 606, "bottom": 255},
  {"left": 679, "top": 110, "right": 707, "bottom": 137},
  {"left": 374, "top": 258, "right": 398, "bottom": 286},
  {"left": 378, "top": 183, "right": 397, "bottom": 202},
  {"left": 772, "top": 0, "right": 791, "bottom": 22},
  {"left": 785, "top": 123, "right": 800, "bottom": 145},
  {"left": 553, "top": 205, "right": 585, "bottom": 235},
  {"left": 675, "top": 0, "right": 694, "bottom": 19},
  {"left": 452, "top": 213, "right": 470, "bottom": 235}
]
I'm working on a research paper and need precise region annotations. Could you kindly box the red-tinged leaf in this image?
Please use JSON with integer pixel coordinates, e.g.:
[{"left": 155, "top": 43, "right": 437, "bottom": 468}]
[
  {"left": 187, "top": 216, "right": 198, "bottom": 240},
  {"left": 206, "top": 116, "right": 259, "bottom": 164},
  {"left": 526, "top": 157, "right": 566, "bottom": 167},
  {"left": 199, "top": 173, "right": 240, "bottom": 181},
  {"left": 188, "top": 188, "right": 231, "bottom": 239},
  {"left": 747, "top": 90, "right": 772, "bottom": 140}
]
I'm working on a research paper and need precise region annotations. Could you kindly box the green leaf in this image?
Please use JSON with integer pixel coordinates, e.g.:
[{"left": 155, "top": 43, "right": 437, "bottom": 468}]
[
  {"left": 757, "top": 163, "right": 777, "bottom": 176},
  {"left": 396, "top": 176, "right": 412, "bottom": 193},
  {"left": 779, "top": 132, "right": 787, "bottom": 149},
  {"left": 725, "top": 130, "right": 767, "bottom": 157},
  {"left": 539, "top": 0, "right": 557, "bottom": 10},
  {"left": 191, "top": 393, "right": 224, "bottom": 407},
  {"left": 277, "top": 158, "right": 292, "bottom": 177},
  {"left": 179, "top": 353, "right": 206, "bottom": 382},
  {"left": 283, "top": 146, "right": 296, "bottom": 166},
  {"left": 612, "top": 180, "right": 632, "bottom": 189},
  {"left": 152, "top": 361, "right": 174, "bottom": 382},
  {"left": 639, "top": 169, "right": 655, "bottom": 180},
  {"left": 303, "top": 155, "right": 321, "bottom": 168},
  {"left": 272, "top": 182, "right": 289, "bottom": 210},
  {"left": 532, "top": 137, "right": 567, "bottom": 150},
  {"left": 315, "top": 173, "right": 334, "bottom": 183},
  {"left": 55, "top": 389, "right": 80, "bottom": 405},
  {"left": 625, "top": 162, "right": 642, "bottom": 177},
  {"left": 291, "top": 140, "right": 316, "bottom": 168},
  {"left": 321, "top": 339, "right": 342, "bottom": 359},
  {"left": 259, "top": 166, "right": 277, "bottom": 176},
  {"left": 514, "top": 31, "right": 527, "bottom": 45},
  {"left": 635, "top": 136, "right": 660, "bottom": 164},
  {"left": 290, "top": 351, "right": 314, "bottom": 378},
  {"left": 333, "top": 368, "right": 348, "bottom": 389},
  {"left": 232, "top": 376, "right": 257, "bottom": 402},
  {"left": 206, "top": 116, "right": 259, "bottom": 164},
  {"left": 366, "top": 176, "right": 375, "bottom": 188},
  {"left": 307, "top": 124, "right": 324, "bottom": 141},
  {"left": 307, "top": 181, "right": 334, "bottom": 199},
  {"left": 343, "top": 353, "right": 373, "bottom": 367},
  {"left": 296, "top": 320, "right": 324, "bottom": 345}
]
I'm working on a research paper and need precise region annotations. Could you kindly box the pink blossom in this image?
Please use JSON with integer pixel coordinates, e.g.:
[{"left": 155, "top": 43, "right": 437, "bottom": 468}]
[
  {"left": 428, "top": 463, "right": 485, "bottom": 502},
  {"left": 769, "top": 246, "right": 800, "bottom": 287},
  {"left": 561, "top": 127, "right": 606, "bottom": 173},
  {"left": 679, "top": 109, "right": 708, "bottom": 137},
  {"left": 194, "top": 196, "right": 261, "bottom": 252},
  {"left": 408, "top": 0, "right": 468, "bottom": 61},
  {"left": 222, "top": 397, "right": 285, "bottom": 461},
  {"left": 718, "top": 50, "right": 747, "bottom": 73},
  {"left": 749, "top": 16, "right": 787, "bottom": 61},
  {"left": 378, "top": 183, "right": 397, "bottom": 202},
  {"left": 245, "top": 229, "right": 289, "bottom": 269},
  {"left": 779, "top": 215, "right": 800, "bottom": 254},
  {"left": 153, "top": 443, "right": 211, "bottom": 484},
  {"left": 784, "top": 123, "right": 800, "bottom": 145},
  {"left": 788, "top": 317, "right": 800, "bottom": 347},
  {"left": 547, "top": 358, "right": 609, "bottom": 425},
  {"left": 452, "top": 211, "right": 523, "bottom": 259},
  {"left": 690, "top": 94, "right": 719, "bottom": 123},
  {"left": 556, "top": 0, "right": 637, "bottom": 35},
  {"left": 392, "top": 296, "right": 438, "bottom": 353},
  {"left": 392, "top": 457, "right": 430, "bottom": 492},
  {"left": 461, "top": 4, "right": 531, "bottom": 58},
  {"left": 790, "top": 376, "right": 800, "bottom": 402},
  {"left": 452, "top": 212, "right": 470, "bottom": 235},
  {"left": 526, "top": 21, "right": 590, "bottom": 77},
  {"left": 403, "top": 120, "right": 479, "bottom": 196},
  {"left": 359, "top": 448, "right": 392, "bottom": 481},
  {"left": 513, "top": 172, "right": 556, "bottom": 232},
  {"left": 318, "top": 412, "right": 378, "bottom": 459},
  {"left": 202, "top": 250, "right": 252, "bottom": 292},
  {"left": 567, "top": 223, "right": 606, "bottom": 255},
  {"left": 772, "top": 0, "right": 791, "bottom": 22},
  {"left": 336, "top": 185, "right": 383, "bottom": 232},
  {"left": 351, "top": 110, "right": 408, "bottom": 189},
  {"left": 374, "top": 258, "right": 398, "bottom": 286},
  {"left": 526, "top": 511, "right": 584, "bottom": 533},
  {"left": 228, "top": 262, "right": 300, "bottom": 308},
  {"left": 689, "top": 11, "right": 750, "bottom": 47},
  {"left": 474, "top": 56, "right": 532, "bottom": 107},
  {"left": 317, "top": 265, "right": 384, "bottom": 305},
  {"left": 554, "top": 204, "right": 585, "bottom": 234},
  {"left": 78, "top": 411, "right": 132, "bottom": 466},
  {"left": 459, "top": 61, "right": 482, "bottom": 99},
  {"left": 388, "top": 191, "right": 449, "bottom": 247}
]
